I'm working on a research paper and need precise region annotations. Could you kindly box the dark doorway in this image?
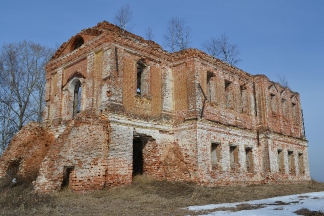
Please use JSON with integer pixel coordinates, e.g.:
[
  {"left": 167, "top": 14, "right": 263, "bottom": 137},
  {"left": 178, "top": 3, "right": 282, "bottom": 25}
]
[
  {"left": 62, "top": 166, "right": 74, "bottom": 188},
  {"left": 133, "top": 137, "right": 144, "bottom": 176}
]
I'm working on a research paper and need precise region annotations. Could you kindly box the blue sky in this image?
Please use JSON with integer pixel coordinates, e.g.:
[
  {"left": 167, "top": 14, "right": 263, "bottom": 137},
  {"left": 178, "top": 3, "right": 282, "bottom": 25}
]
[{"left": 1, "top": 0, "right": 323, "bottom": 181}]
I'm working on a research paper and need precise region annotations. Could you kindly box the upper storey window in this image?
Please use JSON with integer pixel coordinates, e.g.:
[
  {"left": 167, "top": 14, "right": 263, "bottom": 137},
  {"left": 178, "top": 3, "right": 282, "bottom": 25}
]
[
  {"left": 207, "top": 71, "right": 216, "bottom": 104},
  {"left": 225, "top": 80, "right": 234, "bottom": 110},
  {"left": 137, "top": 61, "right": 145, "bottom": 95},
  {"left": 72, "top": 36, "right": 84, "bottom": 51},
  {"left": 240, "top": 85, "right": 248, "bottom": 114},
  {"left": 73, "top": 80, "right": 82, "bottom": 117},
  {"left": 136, "top": 59, "right": 150, "bottom": 97}
]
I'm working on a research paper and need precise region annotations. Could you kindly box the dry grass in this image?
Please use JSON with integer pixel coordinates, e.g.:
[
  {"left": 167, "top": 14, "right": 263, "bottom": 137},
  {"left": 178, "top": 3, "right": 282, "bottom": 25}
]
[
  {"left": 294, "top": 208, "right": 324, "bottom": 216},
  {"left": 1, "top": 176, "right": 324, "bottom": 215}
]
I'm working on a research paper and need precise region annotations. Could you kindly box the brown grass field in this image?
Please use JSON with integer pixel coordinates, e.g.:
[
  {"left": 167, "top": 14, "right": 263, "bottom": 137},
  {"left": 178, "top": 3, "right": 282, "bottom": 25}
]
[{"left": 1, "top": 176, "right": 324, "bottom": 215}]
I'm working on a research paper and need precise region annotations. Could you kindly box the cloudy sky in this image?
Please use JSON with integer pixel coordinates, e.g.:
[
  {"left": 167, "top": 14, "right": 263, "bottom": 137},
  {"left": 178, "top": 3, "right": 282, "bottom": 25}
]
[{"left": 1, "top": 0, "right": 323, "bottom": 181}]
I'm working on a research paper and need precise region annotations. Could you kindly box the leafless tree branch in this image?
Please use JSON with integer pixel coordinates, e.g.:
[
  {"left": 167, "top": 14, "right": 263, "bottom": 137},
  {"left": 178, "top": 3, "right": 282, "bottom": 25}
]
[
  {"left": 164, "top": 17, "right": 191, "bottom": 52},
  {"left": 114, "top": 4, "right": 133, "bottom": 33},
  {"left": 277, "top": 74, "right": 289, "bottom": 88},
  {"left": 202, "top": 33, "right": 241, "bottom": 66},
  {"left": 145, "top": 27, "right": 154, "bottom": 41},
  {"left": 0, "top": 41, "right": 53, "bottom": 154}
]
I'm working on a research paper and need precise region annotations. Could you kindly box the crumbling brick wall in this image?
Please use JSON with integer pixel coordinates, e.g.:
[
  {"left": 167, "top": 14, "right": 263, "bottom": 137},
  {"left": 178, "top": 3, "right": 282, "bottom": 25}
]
[
  {"left": 0, "top": 21, "right": 310, "bottom": 192},
  {"left": 35, "top": 112, "right": 110, "bottom": 192},
  {"left": 0, "top": 122, "right": 54, "bottom": 181}
]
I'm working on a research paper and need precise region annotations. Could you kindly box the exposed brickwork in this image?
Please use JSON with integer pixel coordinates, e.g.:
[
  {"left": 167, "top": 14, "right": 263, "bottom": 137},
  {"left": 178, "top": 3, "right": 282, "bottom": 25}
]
[
  {"left": 0, "top": 21, "right": 310, "bottom": 192},
  {"left": 0, "top": 122, "right": 54, "bottom": 181}
]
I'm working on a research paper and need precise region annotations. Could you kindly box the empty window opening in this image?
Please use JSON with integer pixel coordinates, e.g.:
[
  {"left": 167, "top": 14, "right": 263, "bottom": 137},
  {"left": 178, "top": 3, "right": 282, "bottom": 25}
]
[
  {"left": 73, "top": 80, "right": 82, "bottom": 117},
  {"left": 133, "top": 137, "right": 144, "bottom": 176},
  {"left": 7, "top": 160, "right": 20, "bottom": 179},
  {"left": 136, "top": 60, "right": 145, "bottom": 95},
  {"left": 230, "top": 145, "right": 239, "bottom": 171},
  {"left": 245, "top": 147, "right": 254, "bottom": 172},
  {"left": 62, "top": 166, "right": 74, "bottom": 189},
  {"left": 288, "top": 151, "right": 295, "bottom": 174},
  {"left": 278, "top": 149, "right": 284, "bottom": 173},
  {"left": 270, "top": 94, "right": 277, "bottom": 116},
  {"left": 225, "top": 80, "right": 234, "bottom": 110},
  {"left": 211, "top": 142, "right": 221, "bottom": 169},
  {"left": 73, "top": 37, "right": 84, "bottom": 50},
  {"left": 207, "top": 72, "right": 216, "bottom": 103},
  {"left": 298, "top": 153, "right": 305, "bottom": 174},
  {"left": 240, "top": 85, "right": 248, "bottom": 114}
]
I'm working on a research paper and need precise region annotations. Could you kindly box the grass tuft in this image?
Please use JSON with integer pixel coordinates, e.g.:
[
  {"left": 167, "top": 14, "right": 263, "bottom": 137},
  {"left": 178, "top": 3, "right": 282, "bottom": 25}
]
[{"left": 1, "top": 176, "right": 324, "bottom": 215}]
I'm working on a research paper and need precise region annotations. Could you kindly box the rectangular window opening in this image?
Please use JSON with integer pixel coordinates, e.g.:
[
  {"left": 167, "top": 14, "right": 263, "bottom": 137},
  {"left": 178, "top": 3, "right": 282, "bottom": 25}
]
[
  {"left": 298, "top": 153, "right": 305, "bottom": 174},
  {"left": 225, "top": 80, "right": 234, "bottom": 110},
  {"left": 207, "top": 71, "right": 216, "bottom": 104},
  {"left": 62, "top": 166, "right": 74, "bottom": 189},
  {"left": 211, "top": 142, "right": 221, "bottom": 169},
  {"left": 288, "top": 151, "right": 295, "bottom": 174},
  {"left": 245, "top": 147, "right": 253, "bottom": 172},
  {"left": 278, "top": 149, "right": 284, "bottom": 173},
  {"left": 230, "top": 145, "right": 239, "bottom": 171},
  {"left": 240, "top": 85, "right": 248, "bottom": 114}
]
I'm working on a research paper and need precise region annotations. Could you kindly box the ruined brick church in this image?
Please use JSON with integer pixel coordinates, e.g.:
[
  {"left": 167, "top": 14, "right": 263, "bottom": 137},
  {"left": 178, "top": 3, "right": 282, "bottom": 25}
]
[{"left": 0, "top": 21, "right": 310, "bottom": 192}]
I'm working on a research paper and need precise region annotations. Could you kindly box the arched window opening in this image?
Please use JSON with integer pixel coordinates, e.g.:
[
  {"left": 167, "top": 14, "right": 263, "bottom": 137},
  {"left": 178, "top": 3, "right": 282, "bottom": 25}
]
[
  {"left": 73, "top": 37, "right": 84, "bottom": 50},
  {"left": 73, "top": 80, "right": 82, "bottom": 117},
  {"left": 137, "top": 60, "right": 146, "bottom": 95}
]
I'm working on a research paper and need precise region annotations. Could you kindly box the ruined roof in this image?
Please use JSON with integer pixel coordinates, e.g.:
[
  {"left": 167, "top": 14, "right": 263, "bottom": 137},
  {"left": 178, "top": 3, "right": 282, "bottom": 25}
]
[
  {"left": 49, "top": 21, "right": 296, "bottom": 93},
  {"left": 51, "top": 21, "right": 163, "bottom": 60}
]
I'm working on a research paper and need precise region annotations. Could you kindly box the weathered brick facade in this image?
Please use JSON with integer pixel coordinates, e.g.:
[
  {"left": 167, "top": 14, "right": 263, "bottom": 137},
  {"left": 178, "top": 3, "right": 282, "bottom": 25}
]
[{"left": 0, "top": 21, "right": 310, "bottom": 192}]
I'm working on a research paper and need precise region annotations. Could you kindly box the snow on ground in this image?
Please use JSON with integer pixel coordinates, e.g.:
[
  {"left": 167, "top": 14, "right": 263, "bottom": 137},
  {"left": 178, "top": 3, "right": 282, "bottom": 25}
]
[{"left": 187, "top": 191, "right": 324, "bottom": 216}]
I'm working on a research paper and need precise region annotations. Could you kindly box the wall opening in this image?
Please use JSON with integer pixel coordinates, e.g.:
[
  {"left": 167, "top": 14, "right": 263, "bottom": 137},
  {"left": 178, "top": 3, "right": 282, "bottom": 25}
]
[
  {"left": 133, "top": 137, "right": 144, "bottom": 176},
  {"left": 277, "top": 149, "right": 284, "bottom": 173},
  {"left": 298, "top": 153, "right": 305, "bottom": 174},
  {"left": 73, "top": 80, "right": 82, "bottom": 117},
  {"left": 211, "top": 142, "right": 221, "bottom": 169},
  {"left": 225, "top": 80, "right": 234, "bottom": 110},
  {"left": 207, "top": 72, "right": 216, "bottom": 103},
  {"left": 240, "top": 85, "right": 248, "bottom": 114},
  {"left": 245, "top": 147, "right": 254, "bottom": 172},
  {"left": 61, "top": 166, "right": 74, "bottom": 189},
  {"left": 136, "top": 60, "right": 146, "bottom": 96},
  {"left": 7, "top": 160, "right": 21, "bottom": 179},
  {"left": 73, "top": 36, "right": 84, "bottom": 50},
  {"left": 230, "top": 145, "right": 238, "bottom": 171},
  {"left": 288, "top": 151, "right": 295, "bottom": 174}
]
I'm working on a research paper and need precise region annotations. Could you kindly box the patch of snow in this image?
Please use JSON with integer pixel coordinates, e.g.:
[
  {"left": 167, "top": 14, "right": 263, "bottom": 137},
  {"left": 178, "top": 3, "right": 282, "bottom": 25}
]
[{"left": 187, "top": 191, "right": 324, "bottom": 216}]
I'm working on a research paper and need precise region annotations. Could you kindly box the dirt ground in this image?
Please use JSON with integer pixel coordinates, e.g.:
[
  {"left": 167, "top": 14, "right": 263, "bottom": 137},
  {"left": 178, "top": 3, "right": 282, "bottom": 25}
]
[{"left": 1, "top": 176, "right": 324, "bottom": 216}]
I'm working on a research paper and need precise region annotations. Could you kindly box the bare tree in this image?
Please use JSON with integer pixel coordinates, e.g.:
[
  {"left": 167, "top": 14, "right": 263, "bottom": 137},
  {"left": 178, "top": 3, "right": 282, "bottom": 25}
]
[
  {"left": 0, "top": 41, "right": 53, "bottom": 153},
  {"left": 114, "top": 4, "right": 133, "bottom": 32},
  {"left": 164, "top": 17, "right": 191, "bottom": 52},
  {"left": 0, "top": 88, "right": 16, "bottom": 154},
  {"left": 203, "top": 33, "right": 241, "bottom": 66},
  {"left": 145, "top": 27, "right": 154, "bottom": 41},
  {"left": 277, "top": 74, "right": 289, "bottom": 88}
]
